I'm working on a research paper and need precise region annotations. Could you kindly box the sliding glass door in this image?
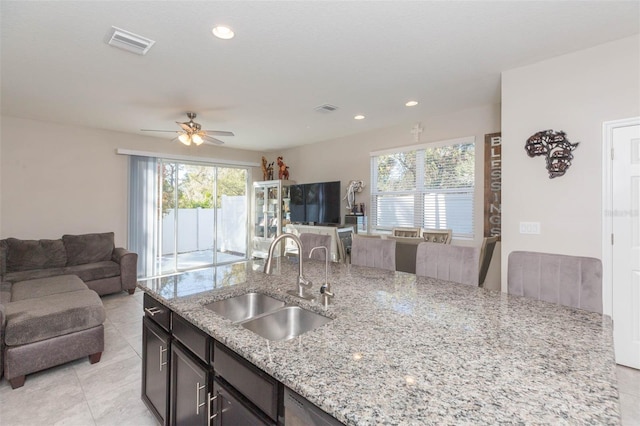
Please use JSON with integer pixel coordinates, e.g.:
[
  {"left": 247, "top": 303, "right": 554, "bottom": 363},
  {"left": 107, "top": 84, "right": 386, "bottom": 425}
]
[
  {"left": 129, "top": 156, "right": 249, "bottom": 278},
  {"left": 159, "top": 161, "right": 248, "bottom": 276}
]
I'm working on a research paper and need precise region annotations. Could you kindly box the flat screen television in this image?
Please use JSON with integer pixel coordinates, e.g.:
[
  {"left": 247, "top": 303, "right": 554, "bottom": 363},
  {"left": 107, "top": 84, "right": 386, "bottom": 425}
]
[{"left": 289, "top": 181, "right": 341, "bottom": 225}]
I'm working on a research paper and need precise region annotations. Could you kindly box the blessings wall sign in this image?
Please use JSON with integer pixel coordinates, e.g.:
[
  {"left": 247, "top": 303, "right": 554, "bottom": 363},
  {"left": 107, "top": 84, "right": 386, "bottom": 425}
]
[{"left": 484, "top": 133, "right": 501, "bottom": 240}]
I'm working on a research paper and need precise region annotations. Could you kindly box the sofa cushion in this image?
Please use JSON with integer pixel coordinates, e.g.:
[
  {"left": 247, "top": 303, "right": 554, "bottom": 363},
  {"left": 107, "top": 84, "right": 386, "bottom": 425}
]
[
  {"left": 1, "top": 281, "right": 11, "bottom": 305},
  {"left": 1, "top": 239, "right": 7, "bottom": 276},
  {"left": 63, "top": 261, "right": 120, "bottom": 283},
  {"left": 5, "top": 238, "right": 67, "bottom": 273},
  {"left": 3, "top": 268, "right": 67, "bottom": 284},
  {"left": 4, "top": 289, "right": 105, "bottom": 346},
  {"left": 63, "top": 233, "right": 114, "bottom": 266},
  {"left": 11, "top": 275, "right": 87, "bottom": 302}
]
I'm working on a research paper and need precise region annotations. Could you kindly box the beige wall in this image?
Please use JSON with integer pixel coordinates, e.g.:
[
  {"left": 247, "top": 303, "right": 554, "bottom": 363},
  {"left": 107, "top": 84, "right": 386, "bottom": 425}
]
[
  {"left": 501, "top": 35, "right": 640, "bottom": 292},
  {"left": 0, "top": 116, "right": 264, "bottom": 247},
  {"left": 281, "top": 103, "right": 500, "bottom": 220},
  {"left": 280, "top": 103, "right": 502, "bottom": 289}
]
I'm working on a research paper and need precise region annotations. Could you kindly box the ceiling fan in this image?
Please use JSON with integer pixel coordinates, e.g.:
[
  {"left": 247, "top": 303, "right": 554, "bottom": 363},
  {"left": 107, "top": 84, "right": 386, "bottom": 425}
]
[{"left": 141, "top": 112, "right": 234, "bottom": 146}]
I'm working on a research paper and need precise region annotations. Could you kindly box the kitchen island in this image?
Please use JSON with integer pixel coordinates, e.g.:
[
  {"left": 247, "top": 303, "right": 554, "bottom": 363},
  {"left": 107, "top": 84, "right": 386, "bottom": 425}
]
[{"left": 138, "top": 258, "right": 620, "bottom": 425}]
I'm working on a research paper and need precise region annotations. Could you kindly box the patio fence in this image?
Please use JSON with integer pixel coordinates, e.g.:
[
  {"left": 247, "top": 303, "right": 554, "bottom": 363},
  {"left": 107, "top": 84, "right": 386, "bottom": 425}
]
[{"left": 161, "top": 195, "right": 247, "bottom": 256}]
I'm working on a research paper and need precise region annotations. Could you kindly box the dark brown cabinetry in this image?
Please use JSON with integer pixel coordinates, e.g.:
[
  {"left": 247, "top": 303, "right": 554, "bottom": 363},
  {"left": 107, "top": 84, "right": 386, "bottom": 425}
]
[
  {"left": 142, "top": 293, "right": 335, "bottom": 425},
  {"left": 142, "top": 317, "right": 170, "bottom": 425},
  {"left": 213, "top": 378, "right": 276, "bottom": 426},
  {"left": 213, "top": 342, "right": 282, "bottom": 424},
  {"left": 170, "top": 341, "right": 213, "bottom": 425},
  {"left": 142, "top": 294, "right": 172, "bottom": 425}
]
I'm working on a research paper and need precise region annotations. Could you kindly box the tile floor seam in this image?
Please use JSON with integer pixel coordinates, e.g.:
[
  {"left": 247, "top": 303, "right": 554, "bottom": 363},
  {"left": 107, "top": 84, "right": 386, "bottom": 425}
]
[{"left": 73, "top": 366, "right": 99, "bottom": 426}]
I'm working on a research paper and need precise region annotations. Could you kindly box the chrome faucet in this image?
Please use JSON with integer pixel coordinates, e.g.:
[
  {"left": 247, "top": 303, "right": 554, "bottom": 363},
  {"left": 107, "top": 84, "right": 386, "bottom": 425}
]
[
  {"left": 309, "top": 246, "right": 334, "bottom": 308},
  {"left": 263, "top": 233, "right": 315, "bottom": 301}
]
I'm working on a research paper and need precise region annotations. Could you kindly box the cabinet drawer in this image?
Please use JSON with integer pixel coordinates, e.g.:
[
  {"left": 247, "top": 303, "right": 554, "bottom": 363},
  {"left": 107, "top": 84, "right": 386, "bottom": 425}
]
[
  {"left": 213, "top": 379, "right": 276, "bottom": 426},
  {"left": 143, "top": 293, "right": 171, "bottom": 332},
  {"left": 172, "top": 314, "right": 209, "bottom": 363},
  {"left": 213, "top": 342, "right": 279, "bottom": 421}
]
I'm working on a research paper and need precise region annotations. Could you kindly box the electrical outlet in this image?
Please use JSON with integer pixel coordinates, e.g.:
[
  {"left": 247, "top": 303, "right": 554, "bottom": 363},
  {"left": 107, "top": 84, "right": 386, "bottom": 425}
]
[{"left": 519, "top": 222, "right": 541, "bottom": 234}]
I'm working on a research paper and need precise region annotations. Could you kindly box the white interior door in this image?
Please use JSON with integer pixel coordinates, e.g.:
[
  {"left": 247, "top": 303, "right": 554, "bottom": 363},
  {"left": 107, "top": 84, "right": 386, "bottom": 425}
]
[{"left": 612, "top": 122, "right": 640, "bottom": 369}]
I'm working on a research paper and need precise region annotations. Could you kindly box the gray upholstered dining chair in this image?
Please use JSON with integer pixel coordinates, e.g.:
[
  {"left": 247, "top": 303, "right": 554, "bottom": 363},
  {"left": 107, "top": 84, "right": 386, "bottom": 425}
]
[
  {"left": 478, "top": 236, "right": 498, "bottom": 286},
  {"left": 507, "top": 251, "right": 603, "bottom": 313},
  {"left": 350, "top": 235, "right": 396, "bottom": 271},
  {"left": 392, "top": 227, "right": 421, "bottom": 238},
  {"left": 387, "top": 236, "right": 423, "bottom": 274},
  {"left": 299, "top": 233, "right": 332, "bottom": 261},
  {"left": 422, "top": 228, "right": 452, "bottom": 244},
  {"left": 415, "top": 242, "right": 480, "bottom": 286}
]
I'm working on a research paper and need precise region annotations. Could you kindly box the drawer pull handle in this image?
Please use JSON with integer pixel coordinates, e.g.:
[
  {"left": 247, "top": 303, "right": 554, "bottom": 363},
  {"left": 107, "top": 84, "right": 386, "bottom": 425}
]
[
  {"left": 196, "top": 382, "right": 206, "bottom": 415},
  {"left": 159, "top": 346, "right": 167, "bottom": 372},
  {"left": 144, "top": 307, "right": 162, "bottom": 316},
  {"left": 208, "top": 392, "right": 218, "bottom": 422}
]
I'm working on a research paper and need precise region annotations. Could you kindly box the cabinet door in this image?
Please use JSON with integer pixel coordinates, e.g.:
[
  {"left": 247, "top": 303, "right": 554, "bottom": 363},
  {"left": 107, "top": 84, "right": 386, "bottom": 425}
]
[
  {"left": 142, "top": 316, "right": 170, "bottom": 425},
  {"left": 213, "top": 379, "right": 275, "bottom": 426},
  {"left": 170, "top": 342, "right": 210, "bottom": 426}
]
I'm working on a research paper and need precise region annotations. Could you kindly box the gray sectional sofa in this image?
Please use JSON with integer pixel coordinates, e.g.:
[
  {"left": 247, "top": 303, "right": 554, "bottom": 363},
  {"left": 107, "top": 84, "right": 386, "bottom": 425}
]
[
  {"left": 0, "top": 232, "right": 138, "bottom": 388},
  {"left": 0, "top": 232, "right": 137, "bottom": 295},
  {"left": 1, "top": 275, "right": 105, "bottom": 388}
]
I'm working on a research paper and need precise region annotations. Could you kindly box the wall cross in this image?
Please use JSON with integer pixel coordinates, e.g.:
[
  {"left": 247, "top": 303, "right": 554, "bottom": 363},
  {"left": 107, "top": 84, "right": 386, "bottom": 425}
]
[{"left": 411, "top": 123, "right": 423, "bottom": 142}]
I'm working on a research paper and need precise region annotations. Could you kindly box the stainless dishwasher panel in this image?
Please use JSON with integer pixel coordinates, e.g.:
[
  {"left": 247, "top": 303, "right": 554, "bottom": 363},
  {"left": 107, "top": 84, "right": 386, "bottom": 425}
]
[{"left": 284, "top": 388, "right": 344, "bottom": 426}]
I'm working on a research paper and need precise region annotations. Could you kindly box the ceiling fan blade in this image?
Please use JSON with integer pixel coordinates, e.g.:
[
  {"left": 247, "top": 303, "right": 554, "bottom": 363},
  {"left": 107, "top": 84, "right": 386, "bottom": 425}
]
[
  {"left": 203, "top": 130, "right": 234, "bottom": 137},
  {"left": 177, "top": 122, "right": 192, "bottom": 132},
  {"left": 141, "top": 129, "right": 179, "bottom": 133},
  {"left": 203, "top": 136, "right": 225, "bottom": 145}
]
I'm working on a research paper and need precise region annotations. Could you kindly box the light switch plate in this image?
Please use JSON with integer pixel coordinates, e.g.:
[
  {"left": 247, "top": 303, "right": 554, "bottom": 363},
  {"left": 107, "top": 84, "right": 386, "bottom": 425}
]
[{"left": 519, "top": 222, "right": 541, "bottom": 234}]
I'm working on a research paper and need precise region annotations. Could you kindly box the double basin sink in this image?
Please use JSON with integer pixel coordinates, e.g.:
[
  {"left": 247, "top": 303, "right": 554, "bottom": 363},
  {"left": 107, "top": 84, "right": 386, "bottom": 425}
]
[{"left": 205, "top": 293, "right": 332, "bottom": 341}]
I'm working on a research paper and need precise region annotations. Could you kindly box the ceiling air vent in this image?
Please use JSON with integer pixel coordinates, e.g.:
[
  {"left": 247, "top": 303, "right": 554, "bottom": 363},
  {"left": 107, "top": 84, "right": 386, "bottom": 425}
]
[
  {"left": 106, "top": 26, "right": 155, "bottom": 55},
  {"left": 314, "top": 104, "right": 339, "bottom": 114}
]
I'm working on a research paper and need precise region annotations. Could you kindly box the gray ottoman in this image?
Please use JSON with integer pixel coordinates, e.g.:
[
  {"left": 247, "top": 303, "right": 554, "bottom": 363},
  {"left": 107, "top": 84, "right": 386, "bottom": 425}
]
[{"left": 3, "top": 275, "right": 105, "bottom": 388}]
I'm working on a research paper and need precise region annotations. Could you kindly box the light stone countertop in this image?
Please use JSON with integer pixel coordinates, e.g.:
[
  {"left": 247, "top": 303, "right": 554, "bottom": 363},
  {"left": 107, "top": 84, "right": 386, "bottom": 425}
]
[{"left": 138, "top": 258, "right": 620, "bottom": 425}]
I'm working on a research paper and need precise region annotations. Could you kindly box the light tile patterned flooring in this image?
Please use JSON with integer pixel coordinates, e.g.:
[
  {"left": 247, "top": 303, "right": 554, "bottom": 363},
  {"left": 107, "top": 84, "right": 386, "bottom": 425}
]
[
  {"left": 1, "top": 291, "right": 639, "bottom": 425},
  {"left": 0, "top": 291, "right": 156, "bottom": 426}
]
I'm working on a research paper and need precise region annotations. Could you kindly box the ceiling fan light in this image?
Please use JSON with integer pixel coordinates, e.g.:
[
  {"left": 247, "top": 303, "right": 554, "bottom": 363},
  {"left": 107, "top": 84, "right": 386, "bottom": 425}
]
[
  {"left": 178, "top": 133, "right": 191, "bottom": 146},
  {"left": 192, "top": 133, "right": 204, "bottom": 145}
]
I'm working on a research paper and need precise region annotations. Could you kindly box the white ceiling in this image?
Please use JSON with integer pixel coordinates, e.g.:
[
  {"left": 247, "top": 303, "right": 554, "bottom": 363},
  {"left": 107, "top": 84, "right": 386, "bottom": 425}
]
[{"left": 1, "top": 1, "right": 638, "bottom": 151}]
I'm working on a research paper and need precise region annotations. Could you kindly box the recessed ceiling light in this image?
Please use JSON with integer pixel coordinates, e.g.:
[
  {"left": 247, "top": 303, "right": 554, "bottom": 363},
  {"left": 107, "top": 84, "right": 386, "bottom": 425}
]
[
  {"left": 354, "top": 115, "right": 365, "bottom": 120},
  {"left": 405, "top": 101, "right": 419, "bottom": 107},
  {"left": 212, "top": 26, "right": 234, "bottom": 40}
]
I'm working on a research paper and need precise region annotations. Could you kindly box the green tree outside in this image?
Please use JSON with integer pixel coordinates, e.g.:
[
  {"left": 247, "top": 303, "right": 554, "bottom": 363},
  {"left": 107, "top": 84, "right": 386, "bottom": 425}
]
[{"left": 160, "top": 162, "right": 247, "bottom": 216}]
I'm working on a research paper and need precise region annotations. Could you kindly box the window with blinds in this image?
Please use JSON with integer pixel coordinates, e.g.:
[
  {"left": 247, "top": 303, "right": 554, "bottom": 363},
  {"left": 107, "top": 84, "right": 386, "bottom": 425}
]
[{"left": 370, "top": 137, "right": 475, "bottom": 238}]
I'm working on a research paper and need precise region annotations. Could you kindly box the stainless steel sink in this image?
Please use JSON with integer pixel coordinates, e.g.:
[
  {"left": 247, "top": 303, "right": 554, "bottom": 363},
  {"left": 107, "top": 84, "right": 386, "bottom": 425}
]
[
  {"left": 204, "top": 293, "right": 285, "bottom": 323},
  {"left": 241, "top": 306, "right": 332, "bottom": 341}
]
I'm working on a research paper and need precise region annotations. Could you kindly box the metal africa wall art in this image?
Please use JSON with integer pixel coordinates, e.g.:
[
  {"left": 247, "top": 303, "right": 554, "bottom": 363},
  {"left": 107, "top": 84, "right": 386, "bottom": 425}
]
[{"left": 525, "top": 129, "right": 579, "bottom": 178}]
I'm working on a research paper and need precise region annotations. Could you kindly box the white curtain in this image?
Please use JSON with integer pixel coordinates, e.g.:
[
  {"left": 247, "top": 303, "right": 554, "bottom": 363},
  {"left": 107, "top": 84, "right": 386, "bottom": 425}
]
[{"left": 128, "top": 156, "right": 159, "bottom": 278}]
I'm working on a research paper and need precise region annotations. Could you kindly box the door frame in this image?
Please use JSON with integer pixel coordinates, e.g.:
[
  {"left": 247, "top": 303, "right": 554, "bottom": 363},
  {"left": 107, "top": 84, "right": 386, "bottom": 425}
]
[{"left": 601, "top": 116, "right": 640, "bottom": 316}]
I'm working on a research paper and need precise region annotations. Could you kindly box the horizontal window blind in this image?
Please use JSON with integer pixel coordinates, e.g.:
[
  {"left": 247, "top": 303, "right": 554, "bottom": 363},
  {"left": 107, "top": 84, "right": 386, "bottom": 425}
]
[{"left": 370, "top": 138, "right": 475, "bottom": 238}]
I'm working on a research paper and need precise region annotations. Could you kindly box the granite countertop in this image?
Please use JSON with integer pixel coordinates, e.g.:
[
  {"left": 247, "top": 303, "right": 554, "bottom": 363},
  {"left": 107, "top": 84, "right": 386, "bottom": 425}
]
[{"left": 138, "top": 258, "right": 620, "bottom": 425}]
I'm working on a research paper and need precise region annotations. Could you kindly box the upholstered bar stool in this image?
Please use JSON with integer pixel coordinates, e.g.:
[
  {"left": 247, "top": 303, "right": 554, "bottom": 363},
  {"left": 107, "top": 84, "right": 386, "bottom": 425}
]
[
  {"left": 415, "top": 242, "right": 480, "bottom": 286},
  {"left": 350, "top": 236, "right": 396, "bottom": 271},
  {"left": 478, "top": 236, "right": 498, "bottom": 286},
  {"left": 507, "top": 251, "right": 602, "bottom": 313},
  {"left": 299, "top": 233, "right": 332, "bottom": 260}
]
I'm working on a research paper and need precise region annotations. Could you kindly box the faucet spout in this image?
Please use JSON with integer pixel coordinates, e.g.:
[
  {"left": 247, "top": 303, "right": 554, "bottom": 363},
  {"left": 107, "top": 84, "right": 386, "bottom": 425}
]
[
  {"left": 264, "top": 233, "right": 314, "bottom": 301},
  {"left": 309, "top": 246, "right": 334, "bottom": 309}
]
